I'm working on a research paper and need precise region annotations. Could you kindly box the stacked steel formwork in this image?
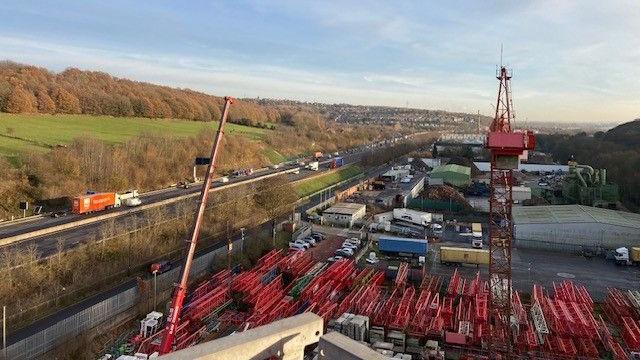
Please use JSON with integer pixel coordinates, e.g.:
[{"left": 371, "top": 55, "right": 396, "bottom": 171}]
[{"left": 121, "top": 244, "right": 639, "bottom": 360}]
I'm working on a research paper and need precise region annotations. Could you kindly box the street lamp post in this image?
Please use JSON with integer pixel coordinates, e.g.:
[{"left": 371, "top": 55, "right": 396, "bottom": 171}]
[{"left": 152, "top": 270, "right": 158, "bottom": 311}]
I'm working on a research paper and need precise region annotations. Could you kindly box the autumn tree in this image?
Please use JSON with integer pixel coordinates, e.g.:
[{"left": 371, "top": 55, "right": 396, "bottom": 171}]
[
  {"left": 53, "top": 87, "right": 81, "bottom": 114},
  {"left": 35, "top": 89, "right": 56, "bottom": 113},
  {"left": 4, "top": 85, "right": 35, "bottom": 113}
]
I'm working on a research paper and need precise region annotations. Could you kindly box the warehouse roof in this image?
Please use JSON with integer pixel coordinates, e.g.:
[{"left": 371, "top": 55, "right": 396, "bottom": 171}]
[
  {"left": 430, "top": 164, "right": 471, "bottom": 176},
  {"left": 323, "top": 202, "right": 366, "bottom": 215},
  {"left": 513, "top": 205, "right": 640, "bottom": 229}
]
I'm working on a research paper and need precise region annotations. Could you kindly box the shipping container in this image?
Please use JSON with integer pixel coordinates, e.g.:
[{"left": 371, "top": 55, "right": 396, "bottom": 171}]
[
  {"left": 378, "top": 236, "right": 428, "bottom": 255},
  {"left": 440, "top": 246, "right": 489, "bottom": 265},
  {"left": 72, "top": 192, "right": 117, "bottom": 214},
  {"left": 633, "top": 247, "right": 640, "bottom": 262},
  {"left": 307, "top": 161, "right": 319, "bottom": 171}
]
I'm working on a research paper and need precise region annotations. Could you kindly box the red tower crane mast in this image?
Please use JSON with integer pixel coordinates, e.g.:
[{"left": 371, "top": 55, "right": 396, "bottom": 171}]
[
  {"left": 159, "top": 96, "right": 234, "bottom": 354},
  {"left": 485, "top": 67, "right": 534, "bottom": 358}
]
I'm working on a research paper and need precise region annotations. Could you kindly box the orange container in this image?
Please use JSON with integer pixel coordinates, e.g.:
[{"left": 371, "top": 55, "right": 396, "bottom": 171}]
[{"left": 71, "top": 192, "right": 116, "bottom": 214}]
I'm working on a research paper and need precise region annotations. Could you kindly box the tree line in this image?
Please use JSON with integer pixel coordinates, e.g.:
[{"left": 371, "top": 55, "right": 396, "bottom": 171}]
[
  {"left": 0, "top": 61, "right": 281, "bottom": 127},
  {"left": 536, "top": 120, "right": 640, "bottom": 212}
]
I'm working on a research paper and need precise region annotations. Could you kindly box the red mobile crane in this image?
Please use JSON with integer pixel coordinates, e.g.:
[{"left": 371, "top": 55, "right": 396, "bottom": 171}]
[
  {"left": 159, "top": 96, "right": 234, "bottom": 354},
  {"left": 485, "top": 66, "right": 534, "bottom": 358}
]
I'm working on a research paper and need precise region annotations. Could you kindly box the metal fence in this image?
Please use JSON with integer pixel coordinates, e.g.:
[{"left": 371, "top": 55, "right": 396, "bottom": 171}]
[{"left": 5, "top": 239, "right": 235, "bottom": 360}]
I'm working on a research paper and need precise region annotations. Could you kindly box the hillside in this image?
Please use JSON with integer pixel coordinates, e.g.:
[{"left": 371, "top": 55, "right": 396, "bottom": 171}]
[
  {"left": 0, "top": 61, "right": 281, "bottom": 127},
  {"left": 537, "top": 119, "right": 640, "bottom": 211}
]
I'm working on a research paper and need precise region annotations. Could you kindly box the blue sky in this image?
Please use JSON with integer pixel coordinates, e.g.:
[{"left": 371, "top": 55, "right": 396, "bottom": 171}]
[{"left": 0, "top": 0, "right": 638, "bottom": 123}]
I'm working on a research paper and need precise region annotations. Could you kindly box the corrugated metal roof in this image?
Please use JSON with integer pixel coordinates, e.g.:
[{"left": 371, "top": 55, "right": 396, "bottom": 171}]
[
  {"left": 513, "top": 205, "right": 640, "bottom": 229},
  {"left": 324, "top": 202, "right": 366, "bottom": 215},
  {"left": 430, "top": 164, "right": 471, "bottom": 176}
]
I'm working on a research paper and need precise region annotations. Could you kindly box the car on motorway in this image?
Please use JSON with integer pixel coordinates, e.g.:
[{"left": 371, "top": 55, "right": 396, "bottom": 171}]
[
  {"left": 219, "top": 176, "right": 229, "bottom": 183},
  {"left": 124, "top": 197, "right": 142, "bottom": 207},
  {"left": 292, "top": 168, "right": 300, "bottom": 174},
  {"left": 50, "top": 210, "right": 68, "bottom": 218},
  {"left": 176, "top": 181, "right": 190, "bottom": 189}
]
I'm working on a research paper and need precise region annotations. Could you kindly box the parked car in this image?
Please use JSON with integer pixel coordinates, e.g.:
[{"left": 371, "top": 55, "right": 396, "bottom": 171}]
[
  {"left": 311, "top": 233, "right": 325, "bottom": 241},
  {"left": 346, "top": 237, "right": 361, "bottom": 246},
  {"left": 342, "top": 242, "right": 358, "bottom": 250},
  {"left": 302, "top": 237, "right": 317, "bottom": 246},
  {"left": 337, "top": 248, "right": 355, "bottom": 257},
  {"left": 327, "top": 256, "right": 343, "bottom": 262},
  {"left": 289, "top": 240, "right": 310, "bottom": 250},
  {"left": 289, "top": 243, "right": 307, "bottom": 252}
]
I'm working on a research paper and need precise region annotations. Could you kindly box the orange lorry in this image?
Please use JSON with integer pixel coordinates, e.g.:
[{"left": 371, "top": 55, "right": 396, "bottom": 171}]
[{"left": 71, "top": 192, "right": 117, "bottom": 214}]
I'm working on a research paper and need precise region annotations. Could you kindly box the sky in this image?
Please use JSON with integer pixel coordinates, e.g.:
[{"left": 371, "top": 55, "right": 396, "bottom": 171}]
[{"left": 0, "top": 0, "right": 638, "bottom": 124}]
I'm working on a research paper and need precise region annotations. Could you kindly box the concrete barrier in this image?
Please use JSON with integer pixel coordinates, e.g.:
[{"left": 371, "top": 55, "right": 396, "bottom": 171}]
[{"left": 0, "top": 168, "right": 301, "bottom": 247}]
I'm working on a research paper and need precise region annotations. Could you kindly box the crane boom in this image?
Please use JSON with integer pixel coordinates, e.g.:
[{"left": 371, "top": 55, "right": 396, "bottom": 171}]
[{"left": 159, "top": 96, "right": 234, "bottom": 354}]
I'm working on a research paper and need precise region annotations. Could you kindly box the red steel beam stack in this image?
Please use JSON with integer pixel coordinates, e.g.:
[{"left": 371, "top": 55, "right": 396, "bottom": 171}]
[
  {"left": 621, "top": 316, "right": 640, "bottom": 351},
  {"left": 388, "top": 287, "right": 416, "bottom": 330},
  {"left": 408, "top": 288, "right": 433, "bottom": 338},
  {"left": 446, "top": 269, "right": 461, "bottom": 298},
  {"left": 604, "top": 288, "right": 635, "bottom": 325},
  {"left": 394, "top": 262, "right": 409, "bottom": 289},
  {"left": 372, "top": 288, "right": 398, "bottom": 327},
  {"left": 279, "top": 251, "right": 315, "bottom": 278}
]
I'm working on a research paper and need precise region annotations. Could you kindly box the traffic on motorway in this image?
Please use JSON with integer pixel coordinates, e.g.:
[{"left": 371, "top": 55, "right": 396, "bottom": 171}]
[{"left": 0, "top": 138, "right": 405, "bottom": 254}]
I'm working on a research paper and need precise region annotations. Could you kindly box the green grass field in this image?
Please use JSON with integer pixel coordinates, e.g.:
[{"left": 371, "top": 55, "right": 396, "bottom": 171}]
[
  {"left": 0, "top": 113, "right": 270, "bottom": 157},
  {"left": 296, "top": 165, "right": 363, "bottom": 198}
]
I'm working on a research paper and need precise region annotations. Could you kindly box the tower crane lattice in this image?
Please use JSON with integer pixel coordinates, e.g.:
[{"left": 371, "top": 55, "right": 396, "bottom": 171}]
[{"left": 486, "top": 66, "right": 535, "bottom": 358}]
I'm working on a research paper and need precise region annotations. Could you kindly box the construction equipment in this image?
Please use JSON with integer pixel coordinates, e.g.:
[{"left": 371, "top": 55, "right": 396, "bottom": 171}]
[
  {"left": 485, "top": 65, "right": 535, "bottom": 358},
  {"left": 158, "top": 96, "right": 234, "bottom": 354},
  {"left": 562, "top": 159, "right": 619, "bottom": 207}
]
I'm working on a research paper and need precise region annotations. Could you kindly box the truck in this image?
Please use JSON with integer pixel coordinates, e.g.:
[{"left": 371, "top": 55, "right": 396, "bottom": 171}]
[
  {"left": 306, "top": 161, "right": 319, "bottom": 171},
  {"left": 313, "top": 151, "right": 323, "bottom": 159},
  {"left": 471, "top": 223, "right": 483, "bottom": 248},
  {"left": 378, "top": 236, "right": 428, "bottom": 256},
  {"left": 118, "top": 190, "right": 142, "bottom": 207},
  {"left": 440, "top": 246, "right": 489, "bottom": 265},
  {"left": 393, "top": 208, "right": 432, "bottom": 226},
  {"left": 330, "top": 156, "right": 344, "bottom": 169},
  {"left": 614, "top": 247, "right": 640, "bottom": 265},
  {"left": 72, "top": 192, "right": 118, "bottom": 214}
]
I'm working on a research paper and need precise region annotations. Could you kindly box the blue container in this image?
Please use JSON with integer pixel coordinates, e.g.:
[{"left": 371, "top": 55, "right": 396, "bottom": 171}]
[{"left": 378, "top": 236, "right": 428, "bottom": 255}]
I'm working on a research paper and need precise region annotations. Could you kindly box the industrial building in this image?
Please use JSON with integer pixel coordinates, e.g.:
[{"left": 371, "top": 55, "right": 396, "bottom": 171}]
[
  {"left": 429, "top": 164, "right": 471, "bottom": 187},
  {"left": 474, "top": 161, "right": 569, "bottom": 173},
  {"left": 513, "top": 205, "right": 640, "bottom": 252},
  {"left": 374, "top": 174, "right": 425, "bottom": 208},
  {"left": 323, "top": 202, "right": 367, "bottom": 227}
]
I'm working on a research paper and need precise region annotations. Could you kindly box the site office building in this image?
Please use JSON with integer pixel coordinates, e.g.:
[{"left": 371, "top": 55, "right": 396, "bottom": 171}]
[{"left": 323, "top": 202, "right": 366, "bottom": 228}]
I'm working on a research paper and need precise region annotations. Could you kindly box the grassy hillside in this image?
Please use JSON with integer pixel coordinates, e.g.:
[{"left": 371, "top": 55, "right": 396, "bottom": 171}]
[
  {"left": 296, "top": 165, "right": 362, "bottom": 197},
  {"left": 0, "top": 113, "right": 268, "bottom": 157}
]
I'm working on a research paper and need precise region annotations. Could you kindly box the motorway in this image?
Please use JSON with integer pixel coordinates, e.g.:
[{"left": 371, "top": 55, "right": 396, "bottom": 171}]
[{"left": 0, "top": 145, "right": 379, "bottom": 257}]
